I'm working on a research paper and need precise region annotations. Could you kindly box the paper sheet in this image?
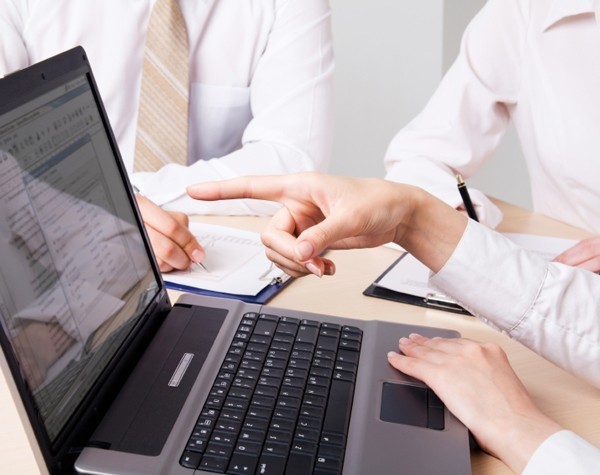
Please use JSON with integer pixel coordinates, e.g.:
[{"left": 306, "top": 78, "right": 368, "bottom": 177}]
[
  {"left": 163, "top": 223, "right": 288, "bottom": 296},
  {"left": 375, "top": 233, "right": 578, "bottom": 300}
]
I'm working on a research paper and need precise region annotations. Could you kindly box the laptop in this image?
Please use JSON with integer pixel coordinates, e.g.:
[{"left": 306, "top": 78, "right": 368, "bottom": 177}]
[{"left": 0, "top": 47, "right": 471, "bottom": 475}]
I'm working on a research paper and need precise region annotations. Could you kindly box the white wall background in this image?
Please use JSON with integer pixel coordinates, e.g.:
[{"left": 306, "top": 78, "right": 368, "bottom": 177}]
[{"left": 329, "top": 0, "right": 532, "bottom": 209}]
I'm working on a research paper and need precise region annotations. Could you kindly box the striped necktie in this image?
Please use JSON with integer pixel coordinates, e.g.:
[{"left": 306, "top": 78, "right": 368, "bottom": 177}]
[{"left": 134, "top": 0, "right": 189, "bottom": 172}]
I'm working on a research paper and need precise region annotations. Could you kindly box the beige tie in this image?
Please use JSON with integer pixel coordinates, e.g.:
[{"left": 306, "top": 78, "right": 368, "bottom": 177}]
[{"left": 134, "top": 0, "right": 189, "bottom": 172}]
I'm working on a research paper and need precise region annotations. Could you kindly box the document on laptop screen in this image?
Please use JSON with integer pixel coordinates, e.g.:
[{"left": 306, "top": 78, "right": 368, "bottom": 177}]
[{"left": 0, "top": 75, "right": 158, "bottom": 441}]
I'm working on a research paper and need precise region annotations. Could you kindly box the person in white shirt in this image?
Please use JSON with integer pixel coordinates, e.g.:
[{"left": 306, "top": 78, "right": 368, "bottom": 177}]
[
  {"left": 384, "top": 0, "right": 600, "bottom": 273},
  {"left": 187, "top": 172, "right": 600, "bottom": 474},
  {"left": 0, "top": 0, "right": 334, "bottom": 271}
]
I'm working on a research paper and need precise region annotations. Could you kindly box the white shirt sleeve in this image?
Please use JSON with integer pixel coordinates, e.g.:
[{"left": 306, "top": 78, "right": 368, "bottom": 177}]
[
  {"left": 131, "top": 0, "right": 334, "bottom": 216},
  {"left": 523, "top": 431, "right": 600, "bottom": 475},
  {"left": 384, "top": 0, "right": 527, "bottom": 228},
  {"left": 430, "top": 220, "right": 600, "bottom": 388},
  {"left": 0, "top": 1, "right": 30, "bottom": 75}
]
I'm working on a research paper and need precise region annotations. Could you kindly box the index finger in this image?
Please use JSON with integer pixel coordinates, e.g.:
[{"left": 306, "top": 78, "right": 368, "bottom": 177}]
[{"left": 187, "top": 175, "right": 288, "bottom": 203}]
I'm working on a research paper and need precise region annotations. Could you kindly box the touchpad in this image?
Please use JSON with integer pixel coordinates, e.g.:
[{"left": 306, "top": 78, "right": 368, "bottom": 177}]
[{"left": 380, "top": 382, "right": 445, "bottom": 430}]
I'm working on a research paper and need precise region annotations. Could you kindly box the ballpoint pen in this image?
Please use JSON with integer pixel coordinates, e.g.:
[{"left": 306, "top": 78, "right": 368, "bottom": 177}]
[{"left": 456, "top": 174, "right": 479, "bottom": 222}]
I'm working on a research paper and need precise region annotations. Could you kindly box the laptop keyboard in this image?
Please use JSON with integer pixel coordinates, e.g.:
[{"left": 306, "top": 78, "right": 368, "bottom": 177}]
[{"left": 180, "top": 312, "right": 362, "bottom": 475}]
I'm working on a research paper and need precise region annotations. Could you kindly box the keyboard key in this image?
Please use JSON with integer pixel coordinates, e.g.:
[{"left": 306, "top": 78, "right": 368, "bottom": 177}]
[
  {"left": 205, "top": 442, "right": 233, "bottom": 458},
  {"left": 243, "top": 417, "right": 269, "bottom": 432},
  {"left": 239, "top": 428, "right": 267, "bottom": 443},
  {"left": 336, "top": 349, "right": 359, "bottom": 365},
  {"left": 229, "top": 387, "right": 253, "bottom": 400},
  {"left": 255, "top": 385, "right": 278, "bottom": 399},
  {"left": 180, "top": 450, "right": 202, "bottom": 469},
  {"left": 295, "top": 427, "right": 320, "bottom": 443},
  {"left": 199, "top": 454, "right": 229, "bottom": 472},
  {"left": 285, "top": 452, "right": 316, "bottom": 475},
  {"left": 210, "top": 430, "right": 236, "bottom": 446},
  {"left": 247, "top": 405, "right": 271, "bottom": 420},
  {"left": 270, "top": 340, "right": 293, "bottom": 352},
  {"left": 279, "top": 386, "right": 303, "bottom": 399},
  {"left": 314, "top": 453, "right": 343, "bottom": 473},
  {"left": 270, "top": 417, "right": 295, "bottom": 432},
  {"left": 292, "top": 342, "right": 315, "bottom": 353},
  {"left": 234, "top": 440, "right": 263, "bottom": 456},
  {"left": 273, "top": 406, "right": 298, "bottom": 420},
  {"left": 257, "top": 453, "right": 288, "bottom": 475},
  {"left": 322, "top": 380, "right": 353, "bottom": 437},
  {"left": 228, "top": 452, "right": 260, "bottom": 475},
  {"left": 266, "top": 429, "right": 293, "bottom": 444},
  {"left": 333, "top": 370, "right": 356, "bottom": 383},
  {"left": 299, "top": 404, "right": 324, "bottom": 420},
  {"left": 262, "top": 440, "right": 291, "bottom": 456},
  {"left": 320, "top": 432, "right": 345, "bottom": 447},
  {"left": 273, "top": 332, "right": 295, "bottom": 343},
  {"left": 186, "top": 437, "right": 208, "bottom": 453},
  {"left": 253, "top": 319, "right": 278, "bottom": 337},
  {"left": 296, "top": 325, "right": 319, "bottom": 345},
  {"left": 339, "top": 340, "right": 360, "bottom": 351},
  {"left": 321, "top": 322, "right": 341, "bottom": 331},
  {"left": 300, "top": 319, "right": 319, "bottom": 328},
  {"left": 297, "top": 416, "right": 322, "bottom": 431},
  {"left": 251, "top": 395, "right": 276, "bottom": 409},
  {"left": 215, "top": 418, "right": 242, "bottom": 433},
  {"left": 316, "top": 335, "right": 338, "bottom": 352},
  {"left": 291, "top": 440, "right": 318, "bottom": 456}
]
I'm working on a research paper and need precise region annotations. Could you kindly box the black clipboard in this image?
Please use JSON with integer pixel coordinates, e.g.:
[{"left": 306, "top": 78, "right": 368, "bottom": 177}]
[{"left": 363, "top": 254, "right": 472, "bottom": 316}]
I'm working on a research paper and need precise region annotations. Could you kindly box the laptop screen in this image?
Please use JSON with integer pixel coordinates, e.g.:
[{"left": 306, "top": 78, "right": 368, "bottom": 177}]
[{"left": 0, "top": 73, "right": 160, "bottom": 444}]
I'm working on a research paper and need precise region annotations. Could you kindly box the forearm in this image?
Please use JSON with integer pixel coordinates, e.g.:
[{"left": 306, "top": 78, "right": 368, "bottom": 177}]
[{"left": 131, "top": 142, "right": 310, "bottom": 216}]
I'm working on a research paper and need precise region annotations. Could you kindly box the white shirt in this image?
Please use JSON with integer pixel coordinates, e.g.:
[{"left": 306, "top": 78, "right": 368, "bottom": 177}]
[
  {"left": 385, "top": 0, "right": 600, "bottom": 233},
  {"left": 0, "top": 0, "right": 334, "bottom": 215},
  {"left": 431, "top": 220, "right": 600, "bottom": 473}
]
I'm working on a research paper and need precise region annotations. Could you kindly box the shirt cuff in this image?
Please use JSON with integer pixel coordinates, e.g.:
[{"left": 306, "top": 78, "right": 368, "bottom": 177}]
[
  {"left": 429, "top": 220, "right": 548, "bottom": 332},
  {"left": 523, "top": 430, "right": 600, "bottom": 475}
]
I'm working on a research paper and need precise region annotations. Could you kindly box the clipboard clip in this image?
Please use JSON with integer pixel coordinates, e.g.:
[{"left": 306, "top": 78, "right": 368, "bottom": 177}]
[{"left": 424, "top": 293, "right": 465, "bottom": 312}]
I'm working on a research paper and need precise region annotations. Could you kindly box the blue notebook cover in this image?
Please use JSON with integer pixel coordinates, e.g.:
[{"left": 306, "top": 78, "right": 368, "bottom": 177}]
[{"left": 165, "top": 276, "right": 293, "bottom": 305}]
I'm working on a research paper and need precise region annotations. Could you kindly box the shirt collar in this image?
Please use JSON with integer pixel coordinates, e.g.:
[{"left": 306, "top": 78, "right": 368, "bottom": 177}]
[{"left": 542, "top": 0, "right": 598, "bottom": 31}]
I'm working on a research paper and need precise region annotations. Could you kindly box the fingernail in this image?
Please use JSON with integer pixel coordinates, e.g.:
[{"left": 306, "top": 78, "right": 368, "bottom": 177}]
[
  {"left": 191, "top": 249, "right": 204, "bottom": 263},
  {"left": 324, "top": 262, "right": 336, "bottom": 276},
  {"left": 296, "top": 241, "right": 314, "bottom": 261},
  {"left": 408, "top": 333, "right": 422, "bottom": 341},
  {"left": 399, "top": 337, "right": 411, "bottom": 345},
  {"left": 306, "top": 262, "right": 322, "bottom": 277},
  {"left": 387, "top": 351, "right": 398, "bottom": 359}
]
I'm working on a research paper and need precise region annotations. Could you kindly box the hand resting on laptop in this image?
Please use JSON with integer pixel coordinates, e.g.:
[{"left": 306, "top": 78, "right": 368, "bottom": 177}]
[{"left": 387, "top": 334, "right": 561, "bottom": 474}]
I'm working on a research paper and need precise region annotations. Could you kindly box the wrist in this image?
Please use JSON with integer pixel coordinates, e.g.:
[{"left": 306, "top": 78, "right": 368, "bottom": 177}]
[
  {"left": 395, "top": 186, "right": 468, "bottom": 273},
  {"left": 479, "top": 409, "right": 563, "bottom": 473}
]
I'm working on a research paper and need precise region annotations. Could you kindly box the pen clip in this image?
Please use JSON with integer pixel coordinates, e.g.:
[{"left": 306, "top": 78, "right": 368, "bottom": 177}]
[{"left": 424, "top": 293, "right": 465, "bottom": 312}]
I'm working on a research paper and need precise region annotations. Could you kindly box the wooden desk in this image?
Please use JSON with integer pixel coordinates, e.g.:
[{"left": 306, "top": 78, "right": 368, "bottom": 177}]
[{"left": 1, "top": 200, "right": 598, "bottom": 475}]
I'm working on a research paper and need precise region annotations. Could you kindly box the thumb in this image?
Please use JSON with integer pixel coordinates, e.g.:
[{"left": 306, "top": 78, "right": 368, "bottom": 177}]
[{"left": 294, "top": 215, "right": 354, "bottom": 261}]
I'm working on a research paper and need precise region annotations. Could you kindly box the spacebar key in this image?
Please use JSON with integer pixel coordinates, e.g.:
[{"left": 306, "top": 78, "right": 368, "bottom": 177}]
[{"left": 322, "top": 380, "right": 354, "bottom": 440}]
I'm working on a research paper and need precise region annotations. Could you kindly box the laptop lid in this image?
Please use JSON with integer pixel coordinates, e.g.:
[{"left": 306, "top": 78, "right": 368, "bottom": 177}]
[{"left": 0, "top": 46, "right": 172, "bottom": 473}]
